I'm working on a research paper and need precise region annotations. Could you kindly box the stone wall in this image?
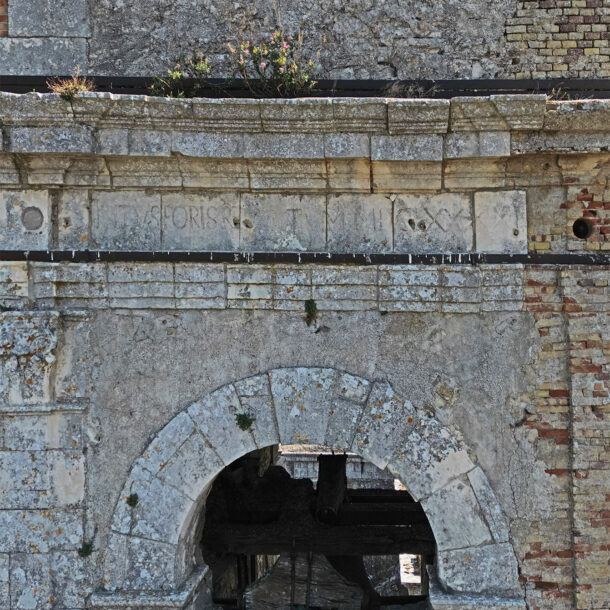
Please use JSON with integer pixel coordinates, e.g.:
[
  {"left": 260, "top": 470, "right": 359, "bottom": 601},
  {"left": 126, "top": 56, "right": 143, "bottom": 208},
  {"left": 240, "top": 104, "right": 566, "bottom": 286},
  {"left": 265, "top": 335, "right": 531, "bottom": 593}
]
[
  {"left": 0, "top": 0, "right": 608, "bottom": 78},
  {"left": 0, "top": 94, "right": 609, "bottom": 610}
]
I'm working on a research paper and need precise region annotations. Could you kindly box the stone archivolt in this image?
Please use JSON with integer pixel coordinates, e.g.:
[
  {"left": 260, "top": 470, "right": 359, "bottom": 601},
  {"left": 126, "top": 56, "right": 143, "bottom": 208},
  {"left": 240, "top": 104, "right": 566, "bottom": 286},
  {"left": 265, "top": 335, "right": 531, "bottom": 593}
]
[{"left": 95, "top": 367, "right": 522, "bottom": 610}]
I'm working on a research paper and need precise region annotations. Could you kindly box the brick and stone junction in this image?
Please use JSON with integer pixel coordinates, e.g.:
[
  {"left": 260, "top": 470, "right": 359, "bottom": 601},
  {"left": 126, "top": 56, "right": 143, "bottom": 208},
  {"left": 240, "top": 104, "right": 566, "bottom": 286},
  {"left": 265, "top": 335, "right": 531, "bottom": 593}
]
[{"left": 0, "top": 91, "right": 609, "bottom": 610}]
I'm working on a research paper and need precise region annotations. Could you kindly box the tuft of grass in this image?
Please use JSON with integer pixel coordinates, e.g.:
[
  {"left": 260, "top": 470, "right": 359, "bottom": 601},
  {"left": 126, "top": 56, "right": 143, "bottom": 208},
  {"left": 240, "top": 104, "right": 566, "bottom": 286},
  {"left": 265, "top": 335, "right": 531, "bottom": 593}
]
[
  {"left": 304, "top": 299, "right": 317, "bottom": 326},
  {"left": 126, "top": 493, "right": 139, "bottom": 507},
  {"left": 150, "top": 53, "right": 212, "bottom": 98},
  {"left": 77, "top": 540, "right": 94, "bottom": 557},
  {"left": 235, "top": 412, "right": 255, "bottom": 431},
  {"left": 47, "top": 67, "right": 95, "bottom": 101}
]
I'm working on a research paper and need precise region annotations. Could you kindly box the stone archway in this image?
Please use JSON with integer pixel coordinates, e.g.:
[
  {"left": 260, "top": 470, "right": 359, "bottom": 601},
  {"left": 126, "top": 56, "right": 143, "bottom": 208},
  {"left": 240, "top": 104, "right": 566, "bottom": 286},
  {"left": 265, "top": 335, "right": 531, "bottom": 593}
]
[{"left": 93, "top": 367, "right": 524, "bottom": 609}]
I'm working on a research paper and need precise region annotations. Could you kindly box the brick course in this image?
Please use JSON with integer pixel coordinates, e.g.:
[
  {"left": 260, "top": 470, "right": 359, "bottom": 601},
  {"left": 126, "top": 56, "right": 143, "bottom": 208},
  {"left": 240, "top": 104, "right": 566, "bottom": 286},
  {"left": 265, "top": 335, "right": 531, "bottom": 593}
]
[
  {"left": 505, "top": 0, "right": 610, "bottom": 78},
  {"left": 0, "top": 0, "right": 8, "bottom": 37}
]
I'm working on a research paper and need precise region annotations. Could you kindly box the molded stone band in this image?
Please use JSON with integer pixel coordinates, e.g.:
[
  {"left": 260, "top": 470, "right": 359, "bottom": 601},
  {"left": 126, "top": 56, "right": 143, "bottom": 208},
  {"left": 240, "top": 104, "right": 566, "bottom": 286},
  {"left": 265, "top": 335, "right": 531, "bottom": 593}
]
[{"left": 101, "top": 367, "right": 523, "bottom": 607}]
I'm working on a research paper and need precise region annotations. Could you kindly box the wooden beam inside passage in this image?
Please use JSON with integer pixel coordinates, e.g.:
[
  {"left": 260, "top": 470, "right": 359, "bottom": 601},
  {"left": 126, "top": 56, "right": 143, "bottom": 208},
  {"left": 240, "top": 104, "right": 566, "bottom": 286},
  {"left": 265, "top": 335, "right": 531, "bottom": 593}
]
[
  {"left": 316, "top": 455, "right": 347, "bottom": 523},
  {"left": 337, "top": 503, "right": 430, "bottom": 526},
  {"left": 203, "top": 523, "right": 436, "bottom": 556}
]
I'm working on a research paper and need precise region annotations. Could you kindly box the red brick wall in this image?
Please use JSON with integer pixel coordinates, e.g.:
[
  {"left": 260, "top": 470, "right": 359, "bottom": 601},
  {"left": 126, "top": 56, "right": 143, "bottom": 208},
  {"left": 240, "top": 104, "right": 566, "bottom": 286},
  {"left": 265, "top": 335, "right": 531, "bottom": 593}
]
[{"left": 0, "top": 0, "right": 8, "bottom": 37}]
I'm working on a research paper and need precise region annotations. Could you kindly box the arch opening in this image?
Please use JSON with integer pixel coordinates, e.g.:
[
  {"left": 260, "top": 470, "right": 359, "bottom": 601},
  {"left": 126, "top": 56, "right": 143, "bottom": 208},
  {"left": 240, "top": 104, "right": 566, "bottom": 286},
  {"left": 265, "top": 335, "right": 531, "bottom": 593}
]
[
  {"left": 200, "top": 444, "right": 435, "bottom": 609},
  {"left": 97, "top": 367, "right": 525, "bottom": 610}
]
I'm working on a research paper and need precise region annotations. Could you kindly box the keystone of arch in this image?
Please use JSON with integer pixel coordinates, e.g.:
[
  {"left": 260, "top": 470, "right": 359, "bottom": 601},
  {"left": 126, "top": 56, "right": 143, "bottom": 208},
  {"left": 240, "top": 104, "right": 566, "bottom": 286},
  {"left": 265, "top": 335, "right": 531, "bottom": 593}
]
[{"left": 99, "top": 367, "right": 524, "bottom": 608}]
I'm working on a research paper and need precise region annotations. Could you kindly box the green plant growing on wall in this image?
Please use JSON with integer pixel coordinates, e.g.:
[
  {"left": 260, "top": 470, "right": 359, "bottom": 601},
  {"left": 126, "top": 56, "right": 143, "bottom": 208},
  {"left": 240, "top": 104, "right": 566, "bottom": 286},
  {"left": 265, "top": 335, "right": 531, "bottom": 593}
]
[
  {"left": 304, "top": 299, "right": 317, "bottom": 326},
  {"left": 126, "top": 493, "right": 139, "bottom": 507},
  {"left": 47, "top": 67, "right": 95, "bottom": 101},
  {"left": 150, "top": 53, "right": 212, "bottom": 98},
  {"left": 77, "top": 540, "right": 94, "bottom": 557},
  {"left": 235, "top": 412, "right": 256, "bottom": 431}
]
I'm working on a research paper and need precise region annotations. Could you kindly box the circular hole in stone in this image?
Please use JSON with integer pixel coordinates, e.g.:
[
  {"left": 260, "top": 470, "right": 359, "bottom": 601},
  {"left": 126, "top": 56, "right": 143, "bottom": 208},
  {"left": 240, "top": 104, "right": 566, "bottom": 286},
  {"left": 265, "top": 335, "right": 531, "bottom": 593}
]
[
  {"left": 21, "top": 207, "right": 44, "bottom": 231},
  {"left": 572, "top": 218, "right": 593, "bottom": 240}
]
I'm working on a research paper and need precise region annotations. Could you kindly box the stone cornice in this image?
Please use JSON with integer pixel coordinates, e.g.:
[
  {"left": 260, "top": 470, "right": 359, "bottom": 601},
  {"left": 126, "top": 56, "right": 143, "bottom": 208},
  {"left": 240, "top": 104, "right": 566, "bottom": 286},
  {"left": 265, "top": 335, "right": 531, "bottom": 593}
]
[{"left": 0, "top": 93, "right": 608, "bottom": 161}]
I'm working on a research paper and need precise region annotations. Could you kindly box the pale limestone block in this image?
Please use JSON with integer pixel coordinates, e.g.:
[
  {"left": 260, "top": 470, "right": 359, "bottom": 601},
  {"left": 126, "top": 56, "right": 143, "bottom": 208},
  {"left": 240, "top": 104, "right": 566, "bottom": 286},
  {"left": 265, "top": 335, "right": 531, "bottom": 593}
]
[
  {"left": 327, "top": 194, "right": 393, "bottom": 253},
  {"left": 48, "top": 451, "right": 86, "bottom": 507},
  {"left": 394, "top": 193, "right": 473, "bottom": 253},
  {"left": 372, "top": 161, "right": 443, "bottom": 192},
  {"left": 107, "top": 262, "right": 173, "bottom": 283},
  {"left": 240, "top": 194, "right": 326, "bottom": 251},
  {"left": 332, "top": 99, "right": 387, "bottom": 132},
  {"left": 437, "top": 542, "right": 523, "bottom": 597},
  {"left": 103, "top": 532, "right": 177, "bottom": 591},
  {"left": 91, "top": 191, "right": 161, "bottom": 250},
  {"left": 387, "top": 413, "right": 475, "bottom": 501},
  {"left": 444, "top": 132, "right": 510, "bottom": 159},
  {"left": 468, "top": 466, "right": 510, "bottom": 542},
  {"left": 188, "top": 384, "right": 256, "bottom": 466},
  {"left": 0, "top": 509, "right": 82, "bottom": 552},
  {"left": 96, "top": 129, "right": 129, "bottom": 155},
  {"left": 0, "top": 190, "right": 50, "bottom": 250},
  {"left": 324, "top": 134, "right": 370, "bottom": 158},
  {"left": 227, "top": 283, "right": 272, "bottom": 301},
  {"left": 179, "top": 158, "right": 249, "bottom": 189},
  {"left": 106, "top": 157, "right": 182, "bottom": 188},
  {"left": 352, "top": 381, "right": 417, "bottom": 469},
  {"left": 444, "top": 158, "right": 509, "bottom": 190},
  {"left": 371, "top": 135, "right": 443, "bottom": 162},
  {"left": 2, "top": 413, "right": 82, "bottom": 451},
  {"left": 234, "top": 374, "right": 280, "bottom": 449},
  {"left": 172, "top": 132, "right": 244, "bottom": 158},
  {"left": 260, "top": 98, "right": 333, "bottom": 132},
  {"left": 327, "top": 159, "right": 371, "bottom": 192},
  {"left": 161, "top": 192, "right": 240, "bottom": 251},
  {"left": 312, "top": 266, "right": 376, "bottom": 285},
  {"left": 9, "top": 0, "right": 90, "bottom": 37},
  {"left": 0, "top": 155, "right": 20, "bottom": 184},
  {"left": 421, "top": 477, "right": 493, "bottom": 551},
  {"left": 156, "top": 430, "right": 224, "bottom": 501},
  {"left": 475, "top": 190, "right": 527, "bottom": 254},
  {"left": 57, "top": 189, "right": 90, "bottom": 249},
  {"left": 270, "top": 367, "right": 338, "bottom": 445},
  {"left": 248, "top": 159, "right": 327, "bottom": 191},
  {"left": 174, "top": 264, "right": 224, "bottom": 283}
]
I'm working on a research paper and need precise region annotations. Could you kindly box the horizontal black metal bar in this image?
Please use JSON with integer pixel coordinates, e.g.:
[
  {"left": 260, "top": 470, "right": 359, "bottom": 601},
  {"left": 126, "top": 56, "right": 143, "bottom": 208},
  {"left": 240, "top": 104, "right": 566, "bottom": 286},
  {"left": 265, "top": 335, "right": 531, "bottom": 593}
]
[
  {"left": 1, "top": 250, "right": 610, "bottom": 266},
  {"left": 1, "top": 76, "right": 609, "bottom": 98}
]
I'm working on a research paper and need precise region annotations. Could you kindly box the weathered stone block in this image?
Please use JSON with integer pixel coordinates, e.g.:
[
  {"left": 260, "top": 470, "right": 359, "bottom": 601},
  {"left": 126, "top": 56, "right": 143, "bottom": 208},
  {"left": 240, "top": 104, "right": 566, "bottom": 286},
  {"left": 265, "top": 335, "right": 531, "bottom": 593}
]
[
  {"left": 270, "top": 367, "right": 338, "bottom": 445},
  {"left": 324, "top": 134, "right": 370, "bottom": 158},
  {"left": 2, "top": 412, "right": 82, "bottom": 451},
  {"left": 188, "top": 384, "right": 256, "bottom": 466},
  {"left": 0, "top": 509, "right": 82, "bottom": 552},
  {"left": 128, "top": 130, "right": 171, "bottom": 157},
  {"left": 248, "top": 159, "right": 327, "bottom": 191},
  {"left": 437, "top": 542, "right": 523, "bottom": 597},
  {"left": 0, "top": 38, "right": 88, "bottom": 75},
  {"left": 468, "top": 466, "right": 510, "bottom": 542},
  {"left": 327, "top": 194, "right": 393, "bottom": 253},
  {"left": 352, "top": 381, "right": 417, "bottom": 468},
  {"left": 240, "top": 194, "right": 326, "bottom": 251},
  {"left": 172, "top": 132, "right": 244, "bottom": 158},
  {"left": 234, "top": 374, "right": 280, "bottom": 449},
  {"left": 161, "top": 192, "right": 240, "bottom": 251},
  {"left": 394, "top": 193, "right": 473, "bottom": 253},
  {"left": 56, "top": 189, "right": 90, "bottom": 249},
  {"left": 372, "top": 161, "right": 443, "bottom": 192},
  {"left": 91, "top": 191, "right": 161, "bottom": 250},
  {"left": 9, "top": 0, "right": 90, "bottom": 37},
  {"left": 474, "top": 190, "right": 527, "bottom": 254},
  {"left": 444, "top": 132, "right": 510, "bottom": 159},
  {"left": 8, "top": 126, "right": 94, "bottom": 155},
  {"left": 388, "top": 412, "right": 475, "bottom": 501},
  {"left": 371, "top": 135, "right": 443, "bottom": 162},
  {"left": 422, "top": 478, "right": 493, "bottom": 551},
  {"left": 244, "top": 134, "right": 325, "bottom": 159},
  {"left": 0, "top": 554, "right": 8, "bottom": 609},
  {"left": 388, "top": 100, "right": 450, "bottom": 135},
  {"left": 0, "top": 190, "right": 50, "bottom": 250},
  {"left": 156, "top": 430, "right": 224, "bottom": 501}
]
